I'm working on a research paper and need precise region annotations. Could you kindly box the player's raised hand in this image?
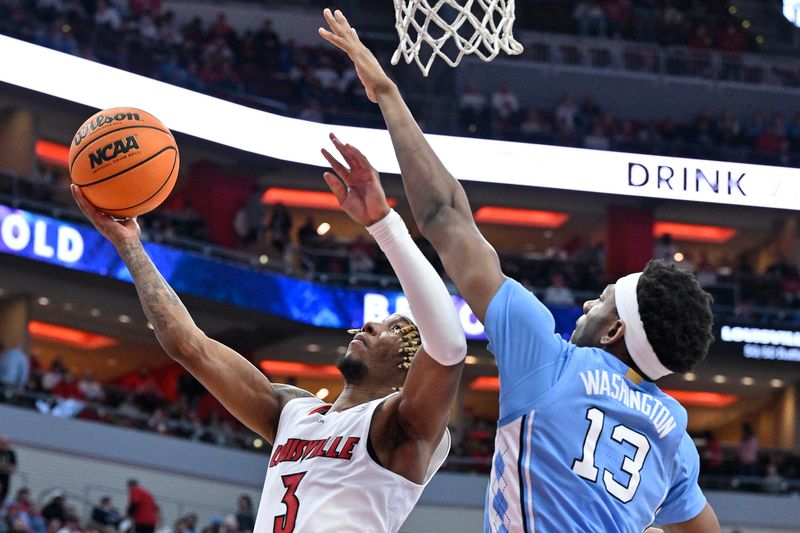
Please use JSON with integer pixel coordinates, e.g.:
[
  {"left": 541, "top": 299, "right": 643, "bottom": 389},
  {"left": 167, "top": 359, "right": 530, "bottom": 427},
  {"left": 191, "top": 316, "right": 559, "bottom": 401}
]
[
  {"left": 319, "top": 8, "right": 395, "bottom": 103},
  {"left": 70, "top": 184, "right": 141, "bottom": 247},
  {"left": 321, "top": 133, "right": 391, "bottom": 226}
]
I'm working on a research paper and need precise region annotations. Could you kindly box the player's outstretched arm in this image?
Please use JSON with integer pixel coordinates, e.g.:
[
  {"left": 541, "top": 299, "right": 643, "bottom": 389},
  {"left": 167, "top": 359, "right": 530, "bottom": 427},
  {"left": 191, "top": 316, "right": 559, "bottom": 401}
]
[
  {"left": 322, "top": 137, "right": 466, "bottom": 480},
  {"left": 661, "top": 504, "right": 720, "bottom": 533},
  {"left": 320, "top": 8, "right": 505, "bottom": 321},
  {"left": 71, "top": 185, "right": 301, "bottom": 443}
]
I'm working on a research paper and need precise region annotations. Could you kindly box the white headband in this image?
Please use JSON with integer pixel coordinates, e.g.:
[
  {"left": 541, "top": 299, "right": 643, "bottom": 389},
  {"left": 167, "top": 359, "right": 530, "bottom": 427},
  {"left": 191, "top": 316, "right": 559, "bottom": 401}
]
[{"left": 615, "top": 272, "right": 673, "bottom": 381}]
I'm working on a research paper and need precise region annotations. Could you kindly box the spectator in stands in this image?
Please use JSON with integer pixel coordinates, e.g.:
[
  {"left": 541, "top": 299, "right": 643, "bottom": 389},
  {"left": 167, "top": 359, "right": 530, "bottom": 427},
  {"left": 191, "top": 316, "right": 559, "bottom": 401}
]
[
  {"left": 126, "top": 480, "right": 159, "bottom": 533},
  {"left": 0, "top": 342, "right": 29, "bottom": 393},
  {"left": 459, "top": 83, "right": 488, "bottom": 135},
  {"left": 265, "top": 203, "right": 292, "bottom": 254},
  {"left": 40, "top": 493, "right": 66, "bottom": 525},
  {"left": 694, "top": 254, "right": 719, "bottom": 288},
  {"left": 554, "top": 95, "right": 579, "bottom": 133},
  {"left": 490, "top": 83, "right": 520, "bottom": 137},
  {"left": 90, "top": 497, "right": 121, "bottom": 529},
  {"left": 763, "top": 463, "right": 786, "bottom": 494},
  {"left": 147, "top": 408, "right": 171, "bottom": 436},
  {"left": 4, "top": 487, "right": 44, "bottom": 533},
  {"left": 0, "top": 437, "right": 17, "bottom": 503},
  {"left": 742, "top": 110, "right": 766, "bottom": 145},
  {"left": 700, "top": 430, "right": 723, "bottom": 475},
  {"left": 584, "top": 123, "right": 611, "bottom": 150},
  {"left": 737, "top": 423, "right": 759, "bottom": 477},
  {"left": 602, "top": 0, "right": 630, "bottom": 38},
  {"left": 717, "top": 22, "right": 749, "bottom": 54},
  {"left": 234, "top": 496, "right": 254, "bottom": 533},
  {"left": 787, "top": 111, "right": 800, "bottom": 148},
  {"left": 690, "top": 107, "right": 718, "bottom": 148},
  {"left": 519, "top": 109, "right": 552, "bottom": 142},
  {"left": 135, "top": 382, "right": 165, "bottom": 414},
  {"left": 219, "top": 515, "right": 237, "bottom": 533},
  {"left": 688, "top": 25, "right": 713, "bottom": 50},
  {"left": 119, "top": 364, "right": 151, "bottom": 392},
  {"left": 313, "top": 55, "right": 340, "bottom": 92},
  {"left": 209, "top": 12, "right": 232, "bottom": 40},
  {"left": 717, "top": 108, "right": 741, "bottom": 147},
  {"left": 349, "top": 235, "right": 376, "bottom": 276},
  {"left": 573, "top": 0, "right": 607, "bottom": 37},
  {"left": 543, "top": 272, "right": 576, "bottom": 306},
  {"left": 117, "top": 393, "right": 142, "bottom": 421},
  {"left": 653, "top": 233, "right": 677, "bottom": 263},
  {"left": 94, "top": 0, "right": 123, "bottom": 31},
  {"left": 577, "top": 95, "right": 602, "bottom": 133},
  {"left": 51, "top": 372, "right": 81, "bottom": 400},
  {"left": 177, "top": 370, "right": 204, "bottom": 411},
  {"left": 296, "top": 216, "right": 319, "bottom": 250},
  {"left": 755, "top": 112, "right": 787, "bottom": 157},
  {"left": 56, "top": 514, "right": 80, "bottom": 533},
  {"left": 182, "top": 513, "right": 198, "bottom": 533},
  {"left": 298, "top": 99, "right": 324, "bottom": 122},
  {"left": 77, "top": 371, "right": 104, "bottom": 402}
]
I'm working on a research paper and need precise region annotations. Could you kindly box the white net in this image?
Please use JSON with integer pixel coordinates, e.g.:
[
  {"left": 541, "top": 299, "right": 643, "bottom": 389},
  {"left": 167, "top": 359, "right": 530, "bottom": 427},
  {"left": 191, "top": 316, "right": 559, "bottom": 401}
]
[{"left": 391, "top": 0, "right": 523, "bottom": 76}]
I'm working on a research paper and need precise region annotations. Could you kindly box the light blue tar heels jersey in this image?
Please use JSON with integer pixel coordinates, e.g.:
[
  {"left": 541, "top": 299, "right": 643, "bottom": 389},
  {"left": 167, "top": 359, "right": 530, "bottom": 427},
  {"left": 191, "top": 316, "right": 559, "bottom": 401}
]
[{"left": 484, "top": 279, "right": 706, "bottom": 533}]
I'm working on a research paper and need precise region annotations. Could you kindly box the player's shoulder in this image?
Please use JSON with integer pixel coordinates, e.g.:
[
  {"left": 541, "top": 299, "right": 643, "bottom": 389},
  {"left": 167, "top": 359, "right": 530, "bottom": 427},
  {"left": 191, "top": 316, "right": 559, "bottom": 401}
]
[{"left": 274, "top": 384, "right": 322, "bottom": 408}]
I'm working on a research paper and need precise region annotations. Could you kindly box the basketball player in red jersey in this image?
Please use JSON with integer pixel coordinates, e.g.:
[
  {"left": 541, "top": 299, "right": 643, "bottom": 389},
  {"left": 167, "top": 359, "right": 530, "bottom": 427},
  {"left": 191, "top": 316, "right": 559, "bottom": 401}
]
[{"left": 70, "top": 135, "right": 467, "bottom": 532}]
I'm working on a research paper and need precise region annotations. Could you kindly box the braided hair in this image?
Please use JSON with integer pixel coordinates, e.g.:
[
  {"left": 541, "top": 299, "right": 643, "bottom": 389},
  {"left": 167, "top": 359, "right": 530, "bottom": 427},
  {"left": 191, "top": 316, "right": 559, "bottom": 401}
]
[{"left": 347, "top": 321, "right": 421, "bottom": 370}]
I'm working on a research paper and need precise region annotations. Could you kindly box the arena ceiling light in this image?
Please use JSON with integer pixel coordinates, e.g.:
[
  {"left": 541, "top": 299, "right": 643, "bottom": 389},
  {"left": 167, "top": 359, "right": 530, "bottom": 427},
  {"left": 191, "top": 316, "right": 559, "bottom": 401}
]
[
  {"left": 35, "top": 140, "right": 70, "bottom": 167},
  {"left": 28, "top": 320, "right": 118, "bottom": 349},
  {"left": 653, "top": 222, "right": 737, "bottom": 243},
  {"left": 474, "top": 206, "right": 568, "bottom": 228},
  {"left": 662, "top": 390, "right": 738, "bottom": 408},
  {"left": 469, "top": 376, "right": 500, "bottom": 392},
  {"left": 258, "top": 360, "right": 341, "bottom": 378},
  {"left": 3, "top": 36, "right": 800, "bottom": 211},
  {"left": 262, "top": 188, "right": 397, "bottom": 210}
]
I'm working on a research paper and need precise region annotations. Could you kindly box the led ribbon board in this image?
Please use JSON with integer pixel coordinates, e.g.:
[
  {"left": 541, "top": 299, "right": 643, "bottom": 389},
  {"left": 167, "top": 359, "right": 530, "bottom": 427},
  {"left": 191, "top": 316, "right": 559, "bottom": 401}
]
[
  {"left": 2, "top": 36, "right": 799, "bottom": 210},
  {"left": 718, "top": 324, "right": 800, "bottom": 363},
  {"left": 0, "top": 205, "right": 586, "bottom": 340}
]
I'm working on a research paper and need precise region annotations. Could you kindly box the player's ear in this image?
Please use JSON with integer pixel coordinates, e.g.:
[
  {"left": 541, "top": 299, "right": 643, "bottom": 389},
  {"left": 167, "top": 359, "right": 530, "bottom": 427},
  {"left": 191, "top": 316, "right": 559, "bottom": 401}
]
[{"left": 600, "top": 319, "right": 625, "bottom": 347}]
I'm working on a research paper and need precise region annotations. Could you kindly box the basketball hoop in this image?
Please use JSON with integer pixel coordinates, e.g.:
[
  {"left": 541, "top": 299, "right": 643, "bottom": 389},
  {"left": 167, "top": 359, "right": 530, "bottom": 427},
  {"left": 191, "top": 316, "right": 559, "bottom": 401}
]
[{"left": 391, "top": 0, "right": 523, "bottom": 76}]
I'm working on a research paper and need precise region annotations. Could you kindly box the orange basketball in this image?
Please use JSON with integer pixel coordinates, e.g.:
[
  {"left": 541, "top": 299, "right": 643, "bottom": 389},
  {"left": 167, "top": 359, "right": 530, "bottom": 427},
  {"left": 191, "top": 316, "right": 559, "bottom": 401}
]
[{"left": 69, "top": 107, "right": 180, "bottom": 218}]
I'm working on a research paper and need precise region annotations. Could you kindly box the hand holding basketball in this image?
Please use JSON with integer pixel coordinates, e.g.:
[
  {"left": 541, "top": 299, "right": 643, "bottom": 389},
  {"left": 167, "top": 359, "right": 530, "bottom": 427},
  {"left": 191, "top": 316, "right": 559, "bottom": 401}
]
[
  {"left": 71, "top": 184, "right": 141, "bottom": 248},
  {"left": 321, "top": 133, "right": 390, "bottom": 226},
  {"left": 69, "top": 107, "right": 179, "bottom": 218},
  {"left": 319, "top": 9, "right": 395, "bottom": 103}
]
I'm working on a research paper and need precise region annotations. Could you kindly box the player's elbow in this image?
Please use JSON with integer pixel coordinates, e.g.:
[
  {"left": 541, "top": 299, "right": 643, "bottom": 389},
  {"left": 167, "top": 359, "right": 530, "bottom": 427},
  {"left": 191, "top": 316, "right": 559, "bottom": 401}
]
[
  {"left": 424, "top": 337, "right": 467, "bottom": 367},
  {"left": 160, "top": 327, "right": 207, "bottom": 363},
  {"left": 416, "top": 204, "right": 465, "bottom": 246}
]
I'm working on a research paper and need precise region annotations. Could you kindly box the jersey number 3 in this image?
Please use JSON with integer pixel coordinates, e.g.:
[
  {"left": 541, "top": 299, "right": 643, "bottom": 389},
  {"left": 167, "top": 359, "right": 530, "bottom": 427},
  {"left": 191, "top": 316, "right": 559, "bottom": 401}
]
[
  {"left": 572, "top": 407, "right": 651, "bottom": 503},
  {"left": 274, "top": 472, "right": 307, "bottom": 533}
]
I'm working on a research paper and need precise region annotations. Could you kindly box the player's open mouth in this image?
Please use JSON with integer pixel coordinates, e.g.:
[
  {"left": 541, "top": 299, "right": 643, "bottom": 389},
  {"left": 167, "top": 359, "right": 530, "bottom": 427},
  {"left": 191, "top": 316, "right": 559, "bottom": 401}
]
[{"left": 352, "top": 334, "right": 367, "bottom": 345}]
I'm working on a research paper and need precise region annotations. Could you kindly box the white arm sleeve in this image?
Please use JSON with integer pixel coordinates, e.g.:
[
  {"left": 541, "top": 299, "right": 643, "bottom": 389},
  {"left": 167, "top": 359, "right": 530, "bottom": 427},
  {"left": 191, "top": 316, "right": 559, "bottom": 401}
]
[{"left": 366, "top": 209, "right": 467, "bottom": 366}]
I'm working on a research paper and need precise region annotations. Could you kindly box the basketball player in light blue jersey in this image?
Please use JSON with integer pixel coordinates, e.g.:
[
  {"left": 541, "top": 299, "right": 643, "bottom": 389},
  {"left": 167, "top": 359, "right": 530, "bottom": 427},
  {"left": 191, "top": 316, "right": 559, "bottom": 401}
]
[{"left": 322, "top": 9, "right": 720, "bottom": 532}]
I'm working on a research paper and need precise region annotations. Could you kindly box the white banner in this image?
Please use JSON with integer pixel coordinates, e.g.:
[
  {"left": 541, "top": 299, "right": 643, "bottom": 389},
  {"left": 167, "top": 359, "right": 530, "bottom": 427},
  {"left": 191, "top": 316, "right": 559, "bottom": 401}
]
[{"left": 2, "top": 36, "right": 799, "bottom": 210}]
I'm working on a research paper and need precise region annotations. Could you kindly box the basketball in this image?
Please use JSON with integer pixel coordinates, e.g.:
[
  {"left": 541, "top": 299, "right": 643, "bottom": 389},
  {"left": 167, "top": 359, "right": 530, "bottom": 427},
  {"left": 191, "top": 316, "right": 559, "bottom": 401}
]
[{"left": 68, "top": 107, "right": 180, "bottom": 218}]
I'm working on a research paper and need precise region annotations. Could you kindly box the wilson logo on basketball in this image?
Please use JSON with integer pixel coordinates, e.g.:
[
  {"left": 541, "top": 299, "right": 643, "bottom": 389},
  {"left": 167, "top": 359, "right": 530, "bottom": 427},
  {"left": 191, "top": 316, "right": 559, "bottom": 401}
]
[
  {"left": 73, "top": 112, "right": 141, "bottom": 147},
  {"left": 88, "top": 135, "right": 141, "bottom": 169}
]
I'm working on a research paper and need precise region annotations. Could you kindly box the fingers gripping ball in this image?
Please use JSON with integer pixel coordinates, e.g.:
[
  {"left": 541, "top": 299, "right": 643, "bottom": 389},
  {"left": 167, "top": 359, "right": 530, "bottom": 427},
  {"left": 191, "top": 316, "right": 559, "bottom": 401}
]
[{"left": 69, "top": 107, "right": 180, "bottom": 218}]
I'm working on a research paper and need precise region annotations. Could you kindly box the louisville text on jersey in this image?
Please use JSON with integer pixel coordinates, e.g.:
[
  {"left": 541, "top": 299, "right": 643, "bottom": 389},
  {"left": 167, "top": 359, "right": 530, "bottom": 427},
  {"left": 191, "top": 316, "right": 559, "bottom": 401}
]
[{"left": 269, "top": 436, "right": 361, "bottom": 467}]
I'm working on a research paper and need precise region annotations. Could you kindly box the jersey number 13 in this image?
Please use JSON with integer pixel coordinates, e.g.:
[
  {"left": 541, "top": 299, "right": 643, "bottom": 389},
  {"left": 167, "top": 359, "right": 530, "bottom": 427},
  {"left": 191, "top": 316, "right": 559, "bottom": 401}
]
[{"left": 571, "top": 407, "right": 651, "bottom": 503}]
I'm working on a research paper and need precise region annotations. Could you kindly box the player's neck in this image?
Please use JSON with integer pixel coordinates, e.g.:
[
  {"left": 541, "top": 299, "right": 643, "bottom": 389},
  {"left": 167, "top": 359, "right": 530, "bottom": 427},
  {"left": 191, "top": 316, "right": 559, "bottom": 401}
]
[
  {"left": 617, "top": 351, "right": 654, "bottom": 383},
  {"left": 330, "top": 383, "right": 393, "bottom": 412}
]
